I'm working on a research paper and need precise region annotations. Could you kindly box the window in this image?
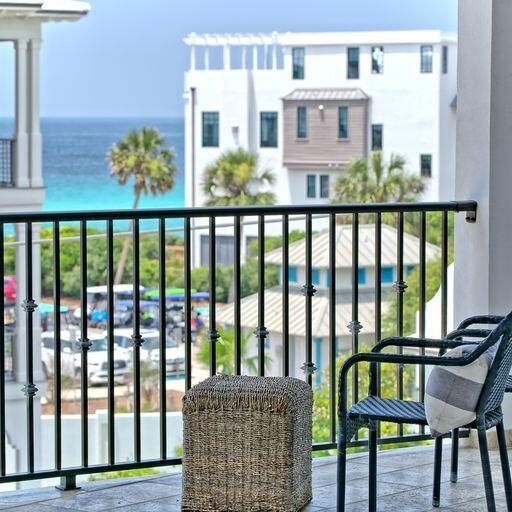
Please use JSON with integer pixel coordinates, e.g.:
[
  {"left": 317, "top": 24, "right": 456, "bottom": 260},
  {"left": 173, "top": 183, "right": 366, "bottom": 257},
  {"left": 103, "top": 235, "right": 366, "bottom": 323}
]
[
  {"left": 292, "top": 47, "right": 305, "bottom": 79},
  {"left": 371, "top": 124, "right": 383, "bottom": 151},
  {"left": 202, "top": 112, "right": 219, "bottom": 147},
  {"left": 420, "top": 154, "right": 432, "bottom": 177},
  {"left": 442, "top": 45, "right": 448, "bottom": 74},
  {"left": 347, "top": 47, "right": 360, "bottom": 79},
  {"left": 312, "top": 268, "right": 320, "bottom": 286},
  {"left": 320, "top": 175, "right": 330, "bottom": 198},
  {"left": 421, "top": 45, "right": 433, "bottom": 73},
  {"left": 260, "top": 112, "right": 278, "bottom": 147},
  {"left": 406, "top": 264, "right": 416, "bottom": 275},
  {"left": 297, "top": 107, "right": 307, "bottom": 139},
  {"left": 381, "top": 267, "right": 394, "bottom": 283},
  {"left": 338, "top": 107, "right": 348, "bottom": 139},
  {"left": 358, "top": 268, "right": 366, "bottom": 285},
  {"left": 371, "top": 46, "right": 384, "bottom": 74},
  {"left": 307, "top": 175, "right": 316, "bottom": 198},
  {"left": 200, "top": 234, "right": 235, "bottom": 266},
  {"left": 289, "top": 266, "right": 298, "bottom": 282}
]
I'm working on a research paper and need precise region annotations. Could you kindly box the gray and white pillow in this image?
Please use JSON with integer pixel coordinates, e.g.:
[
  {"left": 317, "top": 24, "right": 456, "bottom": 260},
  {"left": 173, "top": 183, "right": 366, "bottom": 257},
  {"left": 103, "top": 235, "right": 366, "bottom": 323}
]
[{"left": 425, "top": 344, "right": 494, "bottom": 437}]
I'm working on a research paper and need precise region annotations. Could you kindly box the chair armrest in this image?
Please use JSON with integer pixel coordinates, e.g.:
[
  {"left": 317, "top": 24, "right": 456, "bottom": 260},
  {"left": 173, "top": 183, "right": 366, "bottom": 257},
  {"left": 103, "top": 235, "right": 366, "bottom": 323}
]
[
  {"left": 457, "top": 315, "right": 504, "bottom": 329},
  {"left": 445, "top": 328, "right": 492, "bottom": 340},
  {"left": 371, "top": 336, "right": 466, "bottom": 354}
]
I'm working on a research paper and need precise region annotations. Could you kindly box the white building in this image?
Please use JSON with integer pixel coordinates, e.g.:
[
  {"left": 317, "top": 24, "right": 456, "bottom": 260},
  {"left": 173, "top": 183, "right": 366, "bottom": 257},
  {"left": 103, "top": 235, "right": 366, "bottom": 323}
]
[
  {"left": 0, "top": 0, "right": 89, "bottom": 484},
  {"left": 183, "top": 30, "right": 457, "bottom": 267}
]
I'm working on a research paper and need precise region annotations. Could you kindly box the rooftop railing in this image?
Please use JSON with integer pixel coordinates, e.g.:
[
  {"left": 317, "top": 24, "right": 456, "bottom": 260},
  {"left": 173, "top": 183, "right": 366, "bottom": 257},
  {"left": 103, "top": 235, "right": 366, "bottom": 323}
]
[
  {"left": 0, "top": 139, "right": 13, "bottom": 187},
  {"left": 0, "top": 200, "right": 477, "bottom": 489}
]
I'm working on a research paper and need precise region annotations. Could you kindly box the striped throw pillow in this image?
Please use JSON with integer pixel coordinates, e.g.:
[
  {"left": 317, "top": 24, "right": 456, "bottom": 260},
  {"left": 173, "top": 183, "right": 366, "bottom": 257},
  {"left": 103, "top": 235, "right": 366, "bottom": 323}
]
[{"left": 425, "top": 344, "right": 494, "bottom": 437}]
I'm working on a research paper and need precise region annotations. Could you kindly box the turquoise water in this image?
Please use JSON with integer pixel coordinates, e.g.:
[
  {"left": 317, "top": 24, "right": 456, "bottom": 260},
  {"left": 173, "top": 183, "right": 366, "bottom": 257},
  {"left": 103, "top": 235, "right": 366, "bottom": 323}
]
[{"left": 0, "top": 117, "right": 185, "bottom": 232}]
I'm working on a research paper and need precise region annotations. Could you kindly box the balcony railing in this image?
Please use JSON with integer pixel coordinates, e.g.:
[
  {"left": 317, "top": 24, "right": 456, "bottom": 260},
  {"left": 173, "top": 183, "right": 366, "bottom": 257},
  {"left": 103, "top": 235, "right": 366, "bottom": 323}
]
[
  {"left": 0, "top": 200, "right": 477, "bottom": 488},
  {"left": 0, "top": 139, "right": 13, "bottom": 187}
]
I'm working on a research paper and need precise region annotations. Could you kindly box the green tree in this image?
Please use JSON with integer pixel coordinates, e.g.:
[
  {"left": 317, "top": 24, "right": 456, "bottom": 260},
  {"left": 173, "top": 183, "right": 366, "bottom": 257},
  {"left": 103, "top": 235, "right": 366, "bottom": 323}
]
[
  {"left": 109, "top": 126, "right": 177, "bottom": 284},
  {"left": 202, "top": 148, "right": 276, "bottom": 207},
  {"left": 202, "top": 148, "right": 277, "bottom": 301},
  {"left": 197, "top": 326, "right": 261, "bottom": 375},
  {"left": 332, "top": 151, "right": 424, "bottom": 218}
]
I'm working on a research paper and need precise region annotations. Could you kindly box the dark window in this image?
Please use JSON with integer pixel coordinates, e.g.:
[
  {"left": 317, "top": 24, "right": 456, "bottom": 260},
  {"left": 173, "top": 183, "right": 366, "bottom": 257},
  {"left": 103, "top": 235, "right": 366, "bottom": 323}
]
[
  {"left": 421, "top": 45, "right": 433, "bottom": 73},
  {"left": 371, "top": 124, "right": 383, "bottom": 151},
  {"left": 420, "top": 154, "right": 432, "bottom": 177},
  {"left": 338, "top": 107, "right": 348, "bottom": 139},
  {"left": 320, "top": 175, "right": 330, "bottom": 198},
  {"left": 260, "top": 112, "right": 278, "bottom": 147},
  {"left": 200, "top": 234, "right": 235, "bottom": 267},
  {"left": 289, "top": 266, "right": 298, "bottom": 282},
  {"left": 292, "top": 47, "right": 305, "bottom": 79},
  {"left": 312, "top": 268, "right": 320, "bottom": 286},
  {"left": 442, "top": 45, "right": 448, "bottom": 74},
  {"left": 358, "top": 268, "right": 366, "bottom": 285},
  {"left": 297, "top": 107, "right": 307, "bottom": 138},
  {"left": 371, "top": 46, "right": 384, "bottom": 74},
  {"left": 347, "top": 47, "right": 360, "bottom": 79},
  {"left": 202, "top": 112, "right": 219, "bottom": 147},
  {"left": 307, "top": 175, "right": 316, "bottom": 198}
]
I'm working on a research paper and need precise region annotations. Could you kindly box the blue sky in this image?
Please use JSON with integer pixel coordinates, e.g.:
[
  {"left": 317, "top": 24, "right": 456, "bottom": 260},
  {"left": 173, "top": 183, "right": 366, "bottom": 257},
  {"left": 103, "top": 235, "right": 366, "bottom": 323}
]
[{"left": 1, "top": 0, "right": 457, "bottom": 118}]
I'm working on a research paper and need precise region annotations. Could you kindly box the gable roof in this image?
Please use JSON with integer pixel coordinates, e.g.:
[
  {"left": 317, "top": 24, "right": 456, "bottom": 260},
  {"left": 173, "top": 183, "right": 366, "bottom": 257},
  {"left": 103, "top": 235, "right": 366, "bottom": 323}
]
[{"left": 265, "top": 223, "right": 441, "bottom": 269}]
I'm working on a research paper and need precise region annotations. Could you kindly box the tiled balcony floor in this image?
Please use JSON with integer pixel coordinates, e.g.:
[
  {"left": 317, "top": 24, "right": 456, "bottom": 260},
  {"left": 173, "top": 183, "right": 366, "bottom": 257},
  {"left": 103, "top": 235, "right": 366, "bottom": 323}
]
[{"left": 0, "top": 445, "right": 509, "bottom": 511}]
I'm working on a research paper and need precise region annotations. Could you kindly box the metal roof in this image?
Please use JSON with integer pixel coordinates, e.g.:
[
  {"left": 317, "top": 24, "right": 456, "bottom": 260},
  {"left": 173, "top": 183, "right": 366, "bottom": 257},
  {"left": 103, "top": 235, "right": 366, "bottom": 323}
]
[
  {"left": 283, "top": 88, "right": 368, "bottom": 101},
  {"left": 217, "top": 287, "right": 387, "bottom": 337},
  {"left": 265, "top": 223, "right": 441, "bottom": 269}
]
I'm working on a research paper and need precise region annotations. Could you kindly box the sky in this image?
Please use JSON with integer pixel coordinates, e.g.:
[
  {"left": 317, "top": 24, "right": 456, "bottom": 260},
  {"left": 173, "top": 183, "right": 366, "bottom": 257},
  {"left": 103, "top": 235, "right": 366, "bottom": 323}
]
[{"left": 0, "top": 0, "right": 457, "bottom": 118}]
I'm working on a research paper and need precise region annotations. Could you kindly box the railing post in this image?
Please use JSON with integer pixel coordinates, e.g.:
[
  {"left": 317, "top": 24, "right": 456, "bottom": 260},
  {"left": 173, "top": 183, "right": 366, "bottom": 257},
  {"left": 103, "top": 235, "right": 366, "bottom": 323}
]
[{"left": 56, "top": 475, "right": 80, "bottom": 491}]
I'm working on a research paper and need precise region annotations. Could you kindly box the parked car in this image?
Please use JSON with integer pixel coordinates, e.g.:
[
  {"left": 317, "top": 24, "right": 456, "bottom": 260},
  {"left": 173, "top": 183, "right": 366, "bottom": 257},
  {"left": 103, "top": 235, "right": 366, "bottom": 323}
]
[
  {"left": 110, "top": 328, "right": 186, "bottom": 376},
  {"left": 41, "top": 330, "right": 102, "bottom": 379},
  {"left": 86, "top": 337, "right": 131, "bottom": 386},
  {"left": 3, "top": 276, "right": 15, "bottom": 303}
]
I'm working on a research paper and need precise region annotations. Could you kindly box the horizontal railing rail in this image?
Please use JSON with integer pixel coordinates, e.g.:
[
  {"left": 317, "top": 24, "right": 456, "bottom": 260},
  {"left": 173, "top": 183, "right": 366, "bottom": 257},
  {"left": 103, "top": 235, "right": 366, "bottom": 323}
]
[{"left": 0, "top": 200, "right": 476, "bottom": 488}]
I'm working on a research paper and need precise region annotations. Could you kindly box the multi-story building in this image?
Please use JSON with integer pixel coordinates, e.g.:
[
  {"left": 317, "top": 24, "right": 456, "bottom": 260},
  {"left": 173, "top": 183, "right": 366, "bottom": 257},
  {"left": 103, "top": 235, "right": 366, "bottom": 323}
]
[{"left": 183, "top": 30, "right": 457, "bottom": 266}]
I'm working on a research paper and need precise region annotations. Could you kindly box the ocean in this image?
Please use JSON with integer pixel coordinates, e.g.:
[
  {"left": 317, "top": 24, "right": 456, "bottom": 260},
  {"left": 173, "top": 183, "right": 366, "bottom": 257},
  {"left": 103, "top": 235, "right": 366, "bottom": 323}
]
[{"left": 1, "top": 117, "right": 185, "bottom": 213}]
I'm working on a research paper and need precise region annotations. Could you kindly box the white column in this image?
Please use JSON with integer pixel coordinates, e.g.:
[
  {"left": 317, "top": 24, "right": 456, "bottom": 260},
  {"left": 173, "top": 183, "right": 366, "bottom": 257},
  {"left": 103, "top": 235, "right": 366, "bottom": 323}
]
[
  {"left": 223, "top": 44, "right": 231, "bottom": 70},
  {"left": 264, "top": 45, "right": 269, "bottom": 69},
  {"left": 204, "top": 46, "right": 210, "bottom": 70},
  {"left": 252, "top": 45, "right": 258, "bottom": 70},
  {"left": 28, "top": 39, "right": 43, "bottom": 188},
  {"left": 190, "top": 44, "right": 196, "bottom": 70},
  {"left": 272, "top": 44, "right": 277, "bottom": 70},
  {"left": 241, "top": 46, "right": 246, "bottom": 69},
  {"left": 14, "top": 39, "right": 29, "bottom": 188},
  {"left": 455, "top": 0, "right": 512, "bottom": 428}
]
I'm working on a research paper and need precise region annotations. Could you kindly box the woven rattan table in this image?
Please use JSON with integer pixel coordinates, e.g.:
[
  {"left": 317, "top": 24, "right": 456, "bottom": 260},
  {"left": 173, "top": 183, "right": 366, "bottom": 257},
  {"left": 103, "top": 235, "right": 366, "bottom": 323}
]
[{"left": 182, "top": 375, "right": 313, "bottom": 512}]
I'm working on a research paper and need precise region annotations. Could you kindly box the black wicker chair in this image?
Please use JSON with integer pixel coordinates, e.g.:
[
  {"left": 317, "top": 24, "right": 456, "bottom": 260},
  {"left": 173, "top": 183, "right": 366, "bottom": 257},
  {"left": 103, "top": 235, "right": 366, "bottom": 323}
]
[{"left": 337, "top": 312, "right": 512, "bottom": 512}]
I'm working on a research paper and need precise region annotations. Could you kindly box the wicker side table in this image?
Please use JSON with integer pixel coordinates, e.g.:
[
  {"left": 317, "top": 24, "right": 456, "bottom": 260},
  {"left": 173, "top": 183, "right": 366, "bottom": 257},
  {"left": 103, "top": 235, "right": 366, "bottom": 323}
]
[{"left": 182, "top": 375, "right": 313, "bottom": 512}]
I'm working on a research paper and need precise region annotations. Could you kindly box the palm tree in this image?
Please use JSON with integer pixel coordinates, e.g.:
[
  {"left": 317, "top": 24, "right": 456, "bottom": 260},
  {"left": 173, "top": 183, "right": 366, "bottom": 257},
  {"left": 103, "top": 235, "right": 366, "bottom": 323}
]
[
  {"left": 332, "top": 151, "right": 424, "bottom": 204},
  {"left": 109, "top": 126, "right": 177, "bottom": 284},
  {"left": 202, "top": 148, "right": 276, "bottom": 301},
  {"left": 198, "top": 326, "right": 270, "bottom": 374},
  {"left": 202, "top": 148, "right": 276, "bottom": 207}
]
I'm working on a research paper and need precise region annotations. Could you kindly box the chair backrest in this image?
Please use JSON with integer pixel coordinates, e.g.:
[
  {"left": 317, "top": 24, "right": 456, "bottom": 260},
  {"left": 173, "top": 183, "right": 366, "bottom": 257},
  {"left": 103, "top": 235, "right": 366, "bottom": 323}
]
[{"left": 475, "top": 311, "right": 512, "bottom": 416}]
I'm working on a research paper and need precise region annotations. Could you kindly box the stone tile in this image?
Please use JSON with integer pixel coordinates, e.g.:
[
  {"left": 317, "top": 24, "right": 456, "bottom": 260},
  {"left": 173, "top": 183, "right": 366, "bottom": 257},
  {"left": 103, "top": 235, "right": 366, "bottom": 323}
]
[
  {"left": 116, "top": 495, "right": 182, "bottom": 512},
  {"left": 2, "top": 505, "right": 73, "bottom": 512},
  {"left": 45, "top": 482, "right": 180, "bottom": 511},
  {"left": 0, "top": 487, "right": 65, "bottom": 510},
  {"left": 311, "top": 480, "right": 415, "bottom": 508}
]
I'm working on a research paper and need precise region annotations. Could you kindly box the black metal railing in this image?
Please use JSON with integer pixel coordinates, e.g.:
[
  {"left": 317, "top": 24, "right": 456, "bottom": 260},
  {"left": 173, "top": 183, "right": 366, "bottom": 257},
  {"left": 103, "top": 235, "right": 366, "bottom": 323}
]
[
  {"left": 0, "top": 140, "right": 13, "bottom": 187},
  {"left": 0, "top": 200, "right": 477, "bottom": 487}
]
